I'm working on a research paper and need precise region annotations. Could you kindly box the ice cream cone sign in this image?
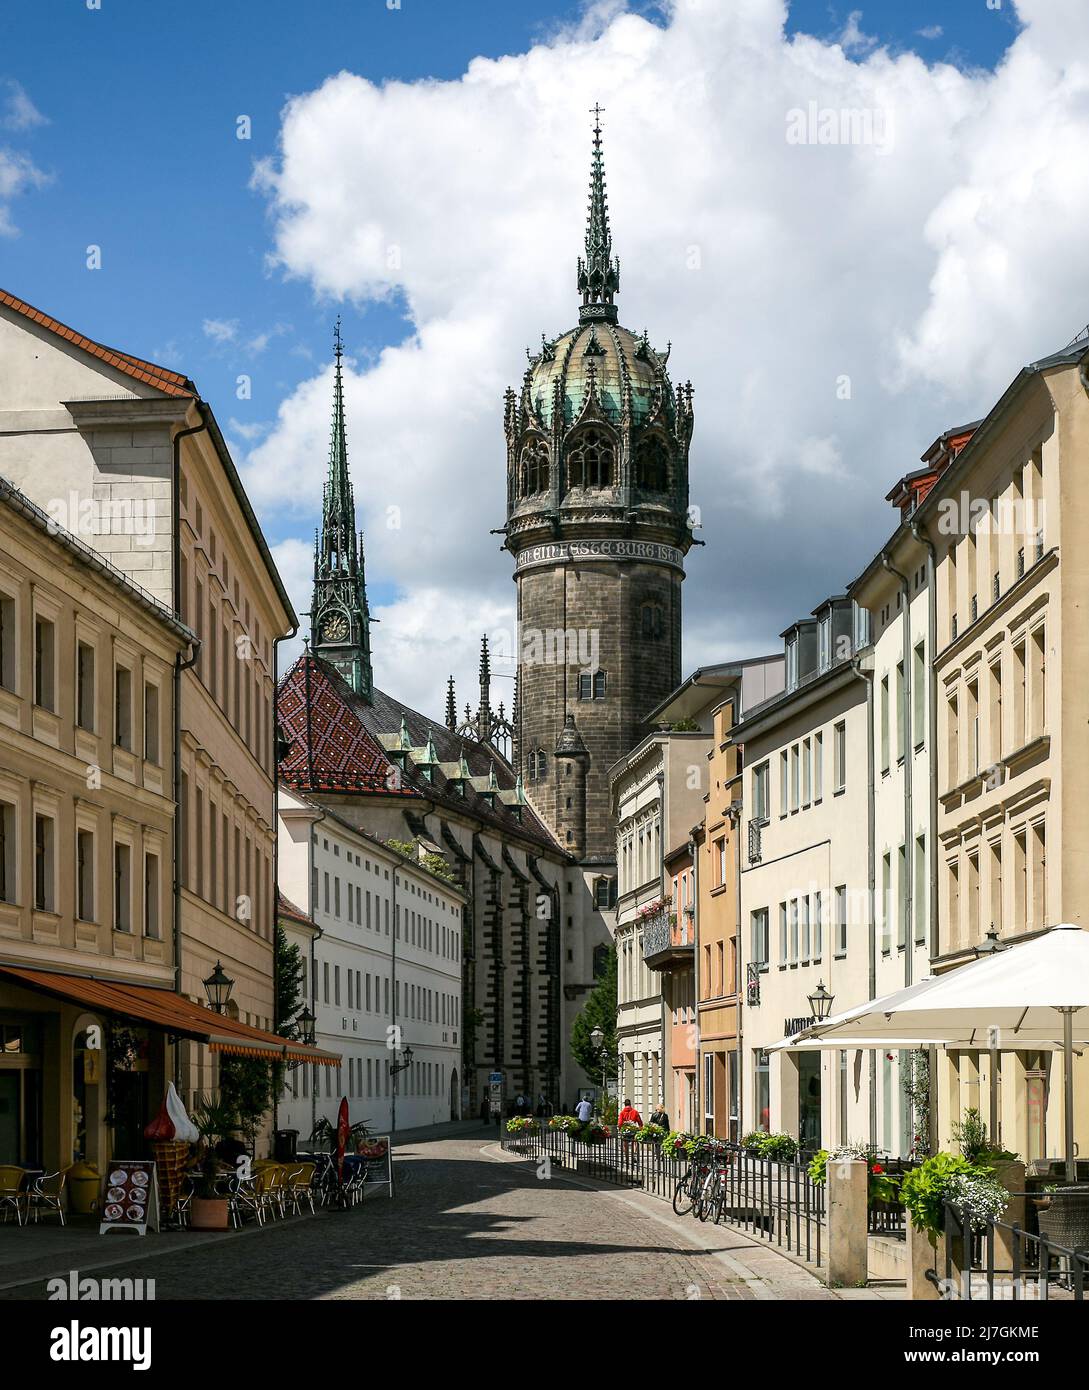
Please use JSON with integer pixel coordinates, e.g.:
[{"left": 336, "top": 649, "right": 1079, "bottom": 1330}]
[{"left": 336, "top": 1097, "right": 350, "bottom": 1183}]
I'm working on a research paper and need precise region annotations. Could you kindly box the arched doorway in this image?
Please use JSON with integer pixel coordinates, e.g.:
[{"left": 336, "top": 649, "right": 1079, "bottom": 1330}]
[{"left": 449, "top": 1068, "right": 459, "bottom": 1121}]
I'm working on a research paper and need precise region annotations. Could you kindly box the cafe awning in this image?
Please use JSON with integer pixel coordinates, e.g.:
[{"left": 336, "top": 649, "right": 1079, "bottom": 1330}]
[{"left": 0, "top": 965, "right": 340, "bottom": 1065}]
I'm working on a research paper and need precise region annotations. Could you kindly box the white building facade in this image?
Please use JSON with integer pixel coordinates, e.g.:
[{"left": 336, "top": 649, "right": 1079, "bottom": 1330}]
[{"left": 277, "top": 789, "right": 465, "bottom": 1138}]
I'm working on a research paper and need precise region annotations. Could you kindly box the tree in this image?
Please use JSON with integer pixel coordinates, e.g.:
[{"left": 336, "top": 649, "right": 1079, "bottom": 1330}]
[
  {"left": 570, "top": 944, "right": 618, "bottom": 1084},
  {"left": 275, "top": 923, "right": 304, "bottom": 1037}
]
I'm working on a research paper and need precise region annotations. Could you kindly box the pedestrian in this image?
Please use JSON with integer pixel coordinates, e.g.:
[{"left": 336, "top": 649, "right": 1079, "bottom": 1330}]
[
  {"left": 480, "top": 1095, "right": 490, "bottom": 1125},
  {"left": 515, "top": 1092, "right": 527, "bottom": 1116},
  {"left": 617, "top": 1098, "right": 642, "bottom": 1128},
  {"left": 649, "top": 1103, "right": 670, "bottom": 1130},
  {"left": 575, "top": 1095, "right": 593, "bottom": 1124},
  {"left": 535, "top": 1092, "right": 548, "bottom": 1117}
]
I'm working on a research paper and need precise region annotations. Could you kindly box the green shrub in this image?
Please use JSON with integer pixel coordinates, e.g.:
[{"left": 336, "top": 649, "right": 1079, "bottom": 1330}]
[{"left": 899, "top": 1152, "right": 978, "bottom": 1243}]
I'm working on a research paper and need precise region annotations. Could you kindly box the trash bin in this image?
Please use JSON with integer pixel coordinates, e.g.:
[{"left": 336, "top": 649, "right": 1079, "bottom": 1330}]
[
  {"left": 67, "top": 1161, "right": 101, "bottom": 1215},
  {"left": 273, "top": 1129, "right": 298, "bottom": 1162}
]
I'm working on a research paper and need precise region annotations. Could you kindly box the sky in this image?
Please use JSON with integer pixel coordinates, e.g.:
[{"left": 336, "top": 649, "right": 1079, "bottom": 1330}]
[{"left": 2, "top": 0, "right": 1083, "bottom": 722}]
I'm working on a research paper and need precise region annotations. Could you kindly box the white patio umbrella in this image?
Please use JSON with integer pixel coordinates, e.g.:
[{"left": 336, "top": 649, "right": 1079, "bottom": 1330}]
[{"left": 777, "top": 926, "right": 1089, "bottom": 1178}]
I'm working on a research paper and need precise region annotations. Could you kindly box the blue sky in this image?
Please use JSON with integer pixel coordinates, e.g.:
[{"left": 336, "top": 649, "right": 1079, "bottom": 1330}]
[{"left": 0, "top": 1, "right": 1060, "bottom": 713}]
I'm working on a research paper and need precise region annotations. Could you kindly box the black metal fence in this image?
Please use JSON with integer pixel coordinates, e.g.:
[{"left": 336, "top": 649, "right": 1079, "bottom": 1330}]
[
  {"left": 500, "top": 1128, "right": 825, "bottom": 1266},
  {"left": 940, "top": 1197, "right": 1089, "bottom": 1301}
]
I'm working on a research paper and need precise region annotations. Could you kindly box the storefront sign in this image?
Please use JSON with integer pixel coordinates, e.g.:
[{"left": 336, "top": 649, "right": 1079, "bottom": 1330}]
[{"left": 99, "top": 1160, "right": 159, "bottom": 1236}]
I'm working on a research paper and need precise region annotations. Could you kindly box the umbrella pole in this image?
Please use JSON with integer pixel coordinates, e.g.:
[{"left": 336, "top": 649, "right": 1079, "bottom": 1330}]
[
  {"left": 1060, "top": 1007, "right": 1076, "bottom": 1183},
  {"left": 988, "top": 1043, "right": 999, "bottom": 1146}
]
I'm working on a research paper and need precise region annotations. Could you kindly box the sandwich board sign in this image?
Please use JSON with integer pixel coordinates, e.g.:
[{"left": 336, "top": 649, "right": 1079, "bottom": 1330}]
[
  {"left": 354, "top": 1136, "right": 393, "bottom": 1199},
  {"left": 99, "top": 1160, "right": 160, "bottom": 1236}
]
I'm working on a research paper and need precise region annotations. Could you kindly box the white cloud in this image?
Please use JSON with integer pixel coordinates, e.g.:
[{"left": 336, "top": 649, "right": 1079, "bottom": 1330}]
[
  {"left": 839, "top": 9, "right": 879, "bottom": 56},
  {"left": 917, "top": 25, "right": 944, "bottom": 41},
  {"left": 1, "top": 80, "right": 46, "bottom": 132},
  {"left": 246, "top": 0, "right": 1089, "bottom": 714},
  {"left": 0, "top": 146, "right": 49, "bottom": 236},
  {"left": 202, "top": 317, "right": 239, "bottom": 344}
]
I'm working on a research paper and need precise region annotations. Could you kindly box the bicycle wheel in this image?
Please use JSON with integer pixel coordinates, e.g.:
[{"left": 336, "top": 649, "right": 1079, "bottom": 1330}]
[{"left": 672, "top": 1171, "right": 694, "bottom": 1217}]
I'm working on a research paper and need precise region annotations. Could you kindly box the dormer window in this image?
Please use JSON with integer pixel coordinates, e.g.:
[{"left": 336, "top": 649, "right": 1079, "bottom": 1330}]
[{"left": 785, "top": 636, "right": 799, "bottom": 692}]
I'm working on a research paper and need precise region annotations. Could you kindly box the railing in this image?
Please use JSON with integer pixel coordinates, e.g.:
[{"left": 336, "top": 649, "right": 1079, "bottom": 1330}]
[
  {"left": 500, "top": 1129, "right": 825, "bottom": 1267},
  {"left": 939, "top": 1196, "right": 1089, "bottom": 1301},
  {"left": 641, "top": 911, "right": 684, "bottom": 959}
]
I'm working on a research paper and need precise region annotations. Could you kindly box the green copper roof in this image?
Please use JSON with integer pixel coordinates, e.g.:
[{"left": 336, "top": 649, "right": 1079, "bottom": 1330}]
[{"left": 527, "top": 321, "right": 672, "bottom": 428}]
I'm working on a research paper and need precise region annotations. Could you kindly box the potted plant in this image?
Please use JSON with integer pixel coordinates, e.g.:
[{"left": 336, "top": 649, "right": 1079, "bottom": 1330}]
[
  {"left": 189, "top": 1096, "right": 241, "bottom": 1231},
  {"left": 635, "top": 1122, "right": 666, "bottom": 1145},
  {"left": 582, "top": 1122, "right": 610, "bottom": 1145}
]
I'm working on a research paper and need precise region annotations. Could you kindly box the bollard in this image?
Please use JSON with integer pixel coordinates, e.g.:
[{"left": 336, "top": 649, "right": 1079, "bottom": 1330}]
[{"left": 826, "top": 1158, "right": 868, "bottom": 1287}]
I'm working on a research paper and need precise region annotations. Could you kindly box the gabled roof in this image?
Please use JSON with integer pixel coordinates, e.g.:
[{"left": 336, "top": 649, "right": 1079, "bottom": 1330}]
[
  {"left": 0, "top": 288, "right": 195, "bottom": 398},
  {"left": 277, "top": 651, "right": 563, "bottom": 855}
]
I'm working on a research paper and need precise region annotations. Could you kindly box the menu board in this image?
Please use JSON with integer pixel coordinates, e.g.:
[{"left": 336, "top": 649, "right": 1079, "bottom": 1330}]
[
  {"left": 354, "top": 1136, "right": 393, "bottom": 1199},
  {"left": 99, "top": 1159, "right": 160, "bottom": 1236}
]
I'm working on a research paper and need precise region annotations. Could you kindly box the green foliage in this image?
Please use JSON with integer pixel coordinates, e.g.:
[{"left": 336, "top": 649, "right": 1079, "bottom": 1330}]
[
  {"left": 275, "top": 923, "right": 304, "bottom": 1036},
  {"left": 570, "top": 944, "right": 618, "bottom": 1081},
  {"left": 809, "top": 1145, "right": 900, "bottom": 1204},
  {"left": 506, "top": 1116, "right": 539, "bottom": 1134},
  {"left": 742, "top": 1131, "right": 799, "bottom": 1162},
  {"left": 548, "top": 1114, "right": 581, "bottom": 1133},
  {"left": 901, "top": 1049, "right": 932, "bottom": 1159},
  {"left": 218, "top": 1056, "right": 275, "bottom": 1153},
  {"left": 190, "top": 1095, "right": 241, "bottom": 1197},
  {"left": 899, "top": 1152, "right": 979, "bottom": 1243},
  {"left": 385, "top": 838, "right": 458, "bottom": 885},
  {"left": 634, "top": 1122, "right": 666, "bottom": 1144},
  {"left": 950, "top": 1107, "right": 1018, "bottom": 1163},
  {"left": 662, "top": 1130, "right": 691, "bottom": 1159},
  {"left": 308, "top": 1116, "right": 372, "bottom": 1153},
  {"left": 668, "top": 717, "right": 701, "bottom": 732},
  {"left": 599, "top": 1095, "right": 619, "bottom": 1126}
]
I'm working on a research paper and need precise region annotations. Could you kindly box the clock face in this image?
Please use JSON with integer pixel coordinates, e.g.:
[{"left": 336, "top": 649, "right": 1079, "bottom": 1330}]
[{"left": 321, "top": 614, "right": 350, "bottom": 643}]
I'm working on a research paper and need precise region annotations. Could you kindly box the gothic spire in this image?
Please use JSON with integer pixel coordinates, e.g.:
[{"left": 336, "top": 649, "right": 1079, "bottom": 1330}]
[
  {"left": 311, "top": 318, "right": 373, "bottom": 701},
  {"left": 445, "top": 675, "right": 457, "bottom": 732},
  {"left": 478, "top": 635, "right": 492, "bottom": 742},
  {"left": 576, "top": 104, "right": 620, "bottom": 326}
]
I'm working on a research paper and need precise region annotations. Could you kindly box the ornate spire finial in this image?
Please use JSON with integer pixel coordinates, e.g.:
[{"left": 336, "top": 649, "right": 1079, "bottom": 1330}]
[
  {"left": 445, "top": 675, "right": 457, "bottom": 732},
  {"left": 478, "top": 634, "right": 492, "bottom": 742},
  {"left": 576, "top": 105, "right": 620, "bottom": 326}
]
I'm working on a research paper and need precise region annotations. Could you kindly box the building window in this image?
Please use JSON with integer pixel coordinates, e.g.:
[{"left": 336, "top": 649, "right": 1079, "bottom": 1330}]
[
  {"left": 752, "top": 761, "right": 769, "bottom": 823},
  {"left": 34, "top": 615, "right": 55, "bottom": 711},
  {"left": 0, "top": 592, "right": 14, "bottom": 691},
  {"left": 565, "top": 427, "right": 614, "bottom": 490},
  {"left": 751, "top": 908, "right": 769, "bottom": 967},
  {"left": 144, "top": 852, "right": 160, "bottom": 938},
  {"left": 76, "top": 829, "right": 94, "bottom": 922},
  {"left": 833, "top": 721, "right": 846, "bottom": 792},
  {"left": 754, "top": 1050, "right": 770, "bottom": 1131},
  {"left": 527, "top": 748, "right": 548, "bottom": 781},
  {"left": 115, "top": 665, "right": 133, "bottom": 751},
  {"left": 834, "top": 884, "right": 848, "bottom": 956},
  {"left": 34, "top": 814, "right": 54, "bottom": 913},
  {"left": 640, "top": 603, "right": 664, "bottom": 638},
  {"left": 577, "top": 671, "right": 607, "bottom": 700},
  {"left": 913, "top": 641, "right": 926, "bottom": 748},
  {"left": 144, "top": 682, "right": 160, "bottom": 764},
  {"left": 114, "top": 843, "right": 131, "bottom": 931},
  {"left": 635, "top": 435, "right": 670, "bottom": 491},
  {"left": 0, "top": 802, "right": 15, "bottom": 904},
  {"left": 518, "top": 438, "right": 549, "bottom": 496},
  {"left": 77, "top": 642, "right": 96, "bottom": 731},
  {"left": 593, "top": 877, "right": 616, "bottom": 909}
]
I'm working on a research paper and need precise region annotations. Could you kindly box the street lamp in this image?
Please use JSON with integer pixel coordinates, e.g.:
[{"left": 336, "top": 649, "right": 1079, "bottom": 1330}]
[
  {"left": 590, "top": 1027, "right": 607, "bottom": 1110},
  {"left": 973, "top": 926, "right": 1008, "bottom": 958},
  {"left": 807, "top": 980, "right": 834, "bottom": 1023},
  {"left": 296, "top": 1006, "right": 316, "bottom": 1047},
  {"left": 390, "top": 1044, "right": 414, "bottom": 1076},
  {"left": 202, "top": 961, "right": 234, "bottom": 1014}
]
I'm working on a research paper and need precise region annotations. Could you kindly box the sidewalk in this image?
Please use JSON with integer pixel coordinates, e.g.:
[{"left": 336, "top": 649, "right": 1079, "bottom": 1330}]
[
  {"left": 391, "top": 1117, "right": 494, "bottom": 1146},
  {"left": 484, "top": 1141, "right": 907, "bottom": 1301}
]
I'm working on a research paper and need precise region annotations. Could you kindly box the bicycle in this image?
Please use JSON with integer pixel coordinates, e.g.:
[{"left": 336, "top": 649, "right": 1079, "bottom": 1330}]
[
  {"left": 693, "top": 1141, "right": 739, "bottom": 1223},
  {"left": 672, "top": 1150, "right": 714, "bottom": 1217}
]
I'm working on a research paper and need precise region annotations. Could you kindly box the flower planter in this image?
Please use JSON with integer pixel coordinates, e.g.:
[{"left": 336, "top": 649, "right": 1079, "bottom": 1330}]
[{"left": 189, "top": 1196, "right": 229, "bottom": 1231}]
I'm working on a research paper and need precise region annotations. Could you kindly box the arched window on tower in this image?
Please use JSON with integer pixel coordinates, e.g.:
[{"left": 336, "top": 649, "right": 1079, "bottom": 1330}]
[
  {"left": 564, "top": 428, "right": 615, "bottom": 491},
  {"left": 519, "top": 439, "right": 550, "bottom": 497},
  {"left": 527, "top": 748, "right": 548, "bottom": 781},
  {"left": 641, "top": 603, "right": 664, "bottom": 639},
  {"left": 635, "top": 435, "right": 671, "bottom": 491},
  {"left": 592, "top": 942, "right": 611, "bottom": 976}
]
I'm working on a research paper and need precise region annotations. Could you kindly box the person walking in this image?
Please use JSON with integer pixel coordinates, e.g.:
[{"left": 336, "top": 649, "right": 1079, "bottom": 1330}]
[
  {"left": 575, "top": 1095, "right": 594, "bottom": 1124},
  {"left": 617, "top": 1098, "right": 643, "bottom": 1128},
  {"left": 649, "top": 1103, "right": 670, "bottom": 1130},
  {"left": 480, "top": 1095, "right": 491, "bottom": 1126}
]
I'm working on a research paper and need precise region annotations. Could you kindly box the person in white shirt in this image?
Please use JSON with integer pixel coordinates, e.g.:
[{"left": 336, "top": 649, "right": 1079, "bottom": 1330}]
[{"left": 575, "top": 1096, "right": 594, "bottom": 1123}]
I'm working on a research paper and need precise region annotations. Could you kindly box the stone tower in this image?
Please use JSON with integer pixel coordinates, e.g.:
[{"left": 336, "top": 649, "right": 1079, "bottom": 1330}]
[
  {"left": 503, "top": 110, "right": 695, "bottom": 861},
  {"left": 311, "top": 319, "right": 373, "bottom": 700}
]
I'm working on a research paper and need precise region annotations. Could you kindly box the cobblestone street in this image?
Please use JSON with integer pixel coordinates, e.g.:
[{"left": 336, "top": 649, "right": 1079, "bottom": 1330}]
[{"left": 0, "top": 1131, "right": 857, "bottom": 1302}]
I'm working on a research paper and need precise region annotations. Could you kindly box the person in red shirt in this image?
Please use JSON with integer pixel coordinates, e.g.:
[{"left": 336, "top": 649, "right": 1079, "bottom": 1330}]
[{"left": 617, "top": 1099, "right": 642, "bottom": 1127}]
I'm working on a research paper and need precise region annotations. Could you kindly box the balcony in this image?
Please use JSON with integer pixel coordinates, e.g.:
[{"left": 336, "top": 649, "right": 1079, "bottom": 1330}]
[{"left": 641, "top": 908, "right": 693, "bottom": 970}]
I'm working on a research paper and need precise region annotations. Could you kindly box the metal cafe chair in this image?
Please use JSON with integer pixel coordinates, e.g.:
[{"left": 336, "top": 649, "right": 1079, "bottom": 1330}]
[
  {"left": 24, "top": 1171, "right": 66, "bottom": 1226},
  {"left": 284, "top": 1163, "right": 316, "bottom": 1216},
  {"left": 0, "top": 1165, "right": 27, "bottom": 1226}
]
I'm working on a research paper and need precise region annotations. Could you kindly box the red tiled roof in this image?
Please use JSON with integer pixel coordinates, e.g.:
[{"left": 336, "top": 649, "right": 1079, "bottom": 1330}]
[
  {"left": 276, "top": 890, "right": 315, "bottom": 928},
  {"left": 277, "top": 653, "right": 416, "bottom": 795},
  {"left": 0, "top": 288, "right": 195, "bottom": 398}
]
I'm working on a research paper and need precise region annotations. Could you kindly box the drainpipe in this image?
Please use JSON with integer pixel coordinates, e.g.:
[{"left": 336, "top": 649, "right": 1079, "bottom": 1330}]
[
  {"left": 882, "top": 552, "right": 914, "bottom": 988},
  {"left": 270, "top": 620, "right": 298, "bottom": 1141},
  {"left": 912, "top": 517, "right": 941, "bottom": 1156},
  {"left": 307, "top": 806, "right": 326, "bottom": 1142},
  {"left": 171, "top": 418, "right": 207, "bottom": 1091},
  {"left": 852, "top": 655, "right": 877, "bottom": 1147}
]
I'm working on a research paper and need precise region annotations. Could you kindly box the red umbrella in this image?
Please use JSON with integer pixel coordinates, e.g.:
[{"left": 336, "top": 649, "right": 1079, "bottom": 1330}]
[{"left": 336, "top": 1096, "right": 350, "bottom": 1184}]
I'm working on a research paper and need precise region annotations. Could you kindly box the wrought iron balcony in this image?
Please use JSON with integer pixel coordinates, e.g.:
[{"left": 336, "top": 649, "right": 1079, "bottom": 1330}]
[{"left": 641, "top": 909, "right": 692, "bottom": 969}]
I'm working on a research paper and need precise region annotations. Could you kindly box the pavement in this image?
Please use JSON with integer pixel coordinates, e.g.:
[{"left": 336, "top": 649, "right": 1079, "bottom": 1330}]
[{"left": 0, "top": 1130, "right": 906, "bottom": 1300}]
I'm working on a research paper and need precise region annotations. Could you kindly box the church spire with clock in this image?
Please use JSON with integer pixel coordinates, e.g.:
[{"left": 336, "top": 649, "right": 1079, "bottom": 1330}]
[{"left": 310, "top": 319, "right": 373, "bottom": 701}]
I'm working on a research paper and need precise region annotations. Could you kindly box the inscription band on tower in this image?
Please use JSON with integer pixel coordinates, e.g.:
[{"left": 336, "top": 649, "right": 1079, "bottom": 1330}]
[{"left": 514, "top": 539, "right": 686, "bottom": 574}]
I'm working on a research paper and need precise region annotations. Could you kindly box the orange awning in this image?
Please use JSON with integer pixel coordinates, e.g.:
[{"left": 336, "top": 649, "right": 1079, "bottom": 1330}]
[{"left": 0, "top": 965, "right": 340, "bottom": 1065}]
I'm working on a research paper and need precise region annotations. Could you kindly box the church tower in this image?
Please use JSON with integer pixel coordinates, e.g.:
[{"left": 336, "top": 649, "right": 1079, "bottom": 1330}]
[
  {"left": 311, "top": 320, "right": 373, "bottom": 701},
  {"left": 503, "top": 110, "right": 695, "bottom": 861}
]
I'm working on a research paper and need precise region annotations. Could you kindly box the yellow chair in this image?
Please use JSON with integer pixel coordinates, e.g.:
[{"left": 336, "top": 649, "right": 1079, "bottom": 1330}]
[
  {"left": 284, "top": 1163, "right": 315, "bottom": 1216},
  {"left": 0, "top": 1166, "right": 26, "bottom": 1226}
]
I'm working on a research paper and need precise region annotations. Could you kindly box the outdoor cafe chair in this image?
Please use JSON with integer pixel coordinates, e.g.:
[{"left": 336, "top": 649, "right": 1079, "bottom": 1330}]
[
  {"left": 0, "top": 1165, "right": 26, "bottom": 1226},
  {"left": 284, "top": 1163, "right": 316, "bottom": 1216},
  {"left": 24, "top": 1171, "right": 66, "bottom": 1226},
  {"left": 226, "top": 1173, "right": 262, "bottom": 1229}
]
